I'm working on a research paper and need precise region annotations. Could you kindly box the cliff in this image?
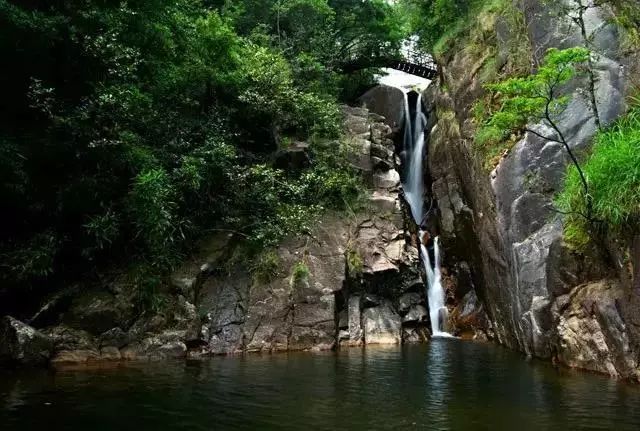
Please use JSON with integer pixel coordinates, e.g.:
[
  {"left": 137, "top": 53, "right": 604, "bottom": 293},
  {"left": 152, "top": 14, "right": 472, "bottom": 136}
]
[
  {"left": 0, "top": 105, "right": 429, "bottom": 366},
  {"left": 424, "top": 0, "right": 640, "bottom": 379}
]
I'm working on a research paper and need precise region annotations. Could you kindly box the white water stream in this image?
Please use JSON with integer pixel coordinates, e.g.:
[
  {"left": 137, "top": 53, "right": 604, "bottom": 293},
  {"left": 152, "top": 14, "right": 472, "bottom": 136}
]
[{"left": 401, "top": 91, "right": 450, "bottom": 336}]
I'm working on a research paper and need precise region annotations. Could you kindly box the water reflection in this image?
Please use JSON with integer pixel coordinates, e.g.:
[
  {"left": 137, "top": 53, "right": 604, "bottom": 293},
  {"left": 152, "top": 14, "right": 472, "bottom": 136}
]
[{"left": 1, "top": 341, "right": 640, "bottom": 430}]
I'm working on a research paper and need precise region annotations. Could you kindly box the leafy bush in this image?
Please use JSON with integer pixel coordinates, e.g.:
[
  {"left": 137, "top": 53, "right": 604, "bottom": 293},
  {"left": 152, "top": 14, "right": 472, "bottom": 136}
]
[
  {"left": 83, "top": 210, "right": 120, "bottom": 258},
  {"left": 5, "top": 231, "right": 60, "bottom": 281},
  {"left": 133, "top": 265, "right": 168, "bottom": 313},
  {"left": 292, "top": 261, "right": 310, "bottom": 284},
  {"left": 129, "top": 168, "right": 179, "bottom": 263},
  {"left": 476, "top": 47, "right": 590, "bottom": 169},
  {"left": 251, "top": 249, "right": 282, "bottom": 284},
  {"left": 346, "top": 248, "right": 364, "bottom": 278},
  {"left": 557, "top": 103, "right": 640, "bottom": 249},
  {"left": 0, "top": 0, "right": 399, "bottom": 306}
]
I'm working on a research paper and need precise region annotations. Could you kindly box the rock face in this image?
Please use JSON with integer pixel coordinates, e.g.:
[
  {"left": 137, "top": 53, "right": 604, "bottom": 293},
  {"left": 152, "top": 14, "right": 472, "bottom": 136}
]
[
  {"left": 0, "top": 316, "right": 53, "bottom": 365},
  {"left": 14, "top": 105, "right": 429, "bottom": 366},
  {"left": 358, "top": 85, "right": 406, "bottom": 128},
  {"left": 186, "top": 106, "right": 427, "bottom": 354},
  {"left": 424, "top": 0, "right": 640, "bottom": 379}
]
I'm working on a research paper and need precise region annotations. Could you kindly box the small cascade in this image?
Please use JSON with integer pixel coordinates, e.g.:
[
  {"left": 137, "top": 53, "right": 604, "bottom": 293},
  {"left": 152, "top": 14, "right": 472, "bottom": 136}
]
[
  {"left": 420, "top": 237, "right": 448, "bottom": 336},
  {"left": 401, "top": 90, "right": 450, "bottom": 336}
]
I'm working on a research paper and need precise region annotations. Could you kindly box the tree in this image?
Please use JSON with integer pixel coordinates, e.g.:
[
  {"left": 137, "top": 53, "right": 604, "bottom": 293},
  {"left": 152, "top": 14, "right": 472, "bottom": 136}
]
[
  {"left": 479, "top": 47, "right": 594, "bottom": 219},
  {"left": 400, "top": 0, "right": 472, "bottom": 51},
  {"left": 0, "top": 0, "right": 401, "bottom": 308}
]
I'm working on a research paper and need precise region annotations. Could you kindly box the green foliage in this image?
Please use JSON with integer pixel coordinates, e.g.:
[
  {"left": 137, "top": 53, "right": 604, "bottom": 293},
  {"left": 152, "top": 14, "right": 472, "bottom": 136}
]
[
  {"left": 238, "top": 45, "right": 341, "bottom": 141},
  {"left": 129, "top": 168, "right": 180, "bottom": 263},
  {"left": 251, "top": 249, "right": 282, "bottom": 284},
  {"left": 83, "top": 210, "right": 120, "bottom": 258},
  {"left": 4, "top": 231, "right": 60, "bottom": 281},
  {"left": 0, "top": 0, "right": 397, "bottom": 309},
  {"left": 133, "top": 265, "right": 168, "bottom": 313},
  {"left": 291, "top": 260, "right": 310, "bottom": 283},
  {"left": 607, "top": 0, "right": 640, "bottom": 47},
  {"left": 557, "top": 103, "right": 640, "bottom": 249},
  {"left": 483, "top": 47, "right": 590, "bottom": 137},
  {"left": 346, "top": 248, "right": 363, "bottom": 277},
  {"left": 477, "top": 47, "right": 590, "bottom": 167},
  {"left": 401, "top": 0, "right": 473, "bottom": 52}
]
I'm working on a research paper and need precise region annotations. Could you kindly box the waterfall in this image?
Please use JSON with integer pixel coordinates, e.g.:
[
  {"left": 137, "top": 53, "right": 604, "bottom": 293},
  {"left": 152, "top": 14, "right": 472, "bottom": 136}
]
[
  {"left": 401, "top": 91, "right": 450, "bottom": 336},
  {"left": 420, "top": 238, "right": 448, "bottom": 336},
  {"left": 403, "top": 93, "right": 425, "bottom": 224}
]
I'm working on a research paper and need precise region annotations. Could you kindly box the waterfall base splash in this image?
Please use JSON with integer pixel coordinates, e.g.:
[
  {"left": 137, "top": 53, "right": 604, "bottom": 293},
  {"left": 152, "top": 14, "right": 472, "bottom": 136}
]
[{"left": 419, "top": 235, "right": 450, "bottom": 335}]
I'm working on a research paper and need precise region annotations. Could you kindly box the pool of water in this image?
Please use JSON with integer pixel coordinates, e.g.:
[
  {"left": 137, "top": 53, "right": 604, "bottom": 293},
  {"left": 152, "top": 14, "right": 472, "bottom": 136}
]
[{"left": 1, "top": 339, "right": 639, "bottom": 430}]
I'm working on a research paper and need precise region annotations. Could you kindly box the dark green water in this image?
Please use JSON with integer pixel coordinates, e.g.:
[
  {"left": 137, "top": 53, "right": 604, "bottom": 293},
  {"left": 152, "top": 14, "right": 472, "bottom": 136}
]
[{"left": 2, "top": 339, "right": 640, "bottom": 430}]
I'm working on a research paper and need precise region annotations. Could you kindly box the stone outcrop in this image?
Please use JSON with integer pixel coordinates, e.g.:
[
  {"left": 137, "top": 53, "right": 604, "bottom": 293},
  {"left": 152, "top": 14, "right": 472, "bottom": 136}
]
[
  {"left": 183, "top": 106, "right": 426, "bottom": 355},
  {"left": 359, "top": 85, "right": 406, "bottom": 129},
  {"left": 0, "top": 316, "right": 53, "bottom": 365},
  {"left": 8, "top": 104, "right": 429, "bottom": 366},
  {"left": 422, "top": 0, "right": 640, "bottom": 379}
]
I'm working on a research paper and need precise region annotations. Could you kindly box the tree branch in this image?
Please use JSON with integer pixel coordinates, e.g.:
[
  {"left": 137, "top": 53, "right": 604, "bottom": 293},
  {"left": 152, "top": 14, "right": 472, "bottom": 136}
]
[
  {"left": 544, "top": 82, "right": 592, "bottom": 220},
  {"left": 525, "top": 127, "right": 562, "bottom": 144}
]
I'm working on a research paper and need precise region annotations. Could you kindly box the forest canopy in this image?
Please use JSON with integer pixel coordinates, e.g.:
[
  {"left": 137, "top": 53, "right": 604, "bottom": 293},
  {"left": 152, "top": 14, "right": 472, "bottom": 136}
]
[{"left": 0, "top": 0, "right": 407, "bottom": 301}]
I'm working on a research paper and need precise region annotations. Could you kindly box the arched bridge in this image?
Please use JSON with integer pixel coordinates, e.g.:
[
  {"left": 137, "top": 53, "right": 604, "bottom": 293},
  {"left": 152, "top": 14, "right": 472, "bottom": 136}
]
[{"left": 341, "top": 48, "right": 437, "bottom": 79}]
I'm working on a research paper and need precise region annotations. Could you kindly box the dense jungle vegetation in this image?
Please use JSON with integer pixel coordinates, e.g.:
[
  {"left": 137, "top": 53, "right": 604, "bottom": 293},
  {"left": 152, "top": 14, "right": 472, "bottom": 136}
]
[{"left": 0, "top": 0, "right": 408, "bottom": 309}]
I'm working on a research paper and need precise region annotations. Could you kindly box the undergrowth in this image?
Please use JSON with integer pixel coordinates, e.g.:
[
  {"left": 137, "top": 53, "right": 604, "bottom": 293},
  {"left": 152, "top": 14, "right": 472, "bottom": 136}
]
[{"left": 556, "top": 100, "right": 640, "bottom": 250}]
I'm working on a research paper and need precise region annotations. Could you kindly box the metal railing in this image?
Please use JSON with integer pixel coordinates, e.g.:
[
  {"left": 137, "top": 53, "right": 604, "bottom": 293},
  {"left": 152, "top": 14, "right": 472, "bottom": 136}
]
[{"left": 341, "top": 46, "right": 437, "bottom": 79}]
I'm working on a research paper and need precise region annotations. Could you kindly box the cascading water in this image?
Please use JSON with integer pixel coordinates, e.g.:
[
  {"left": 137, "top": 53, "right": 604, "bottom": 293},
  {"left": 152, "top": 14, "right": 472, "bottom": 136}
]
[
  {"left": 420, "top": 237, "right": 448, "bottom": 336},
  {"left": 402, "top": 93, "right": 425, "bottom": 224},
  {"left": 401, "top": 91, "right": 450, "bottom": 336}
]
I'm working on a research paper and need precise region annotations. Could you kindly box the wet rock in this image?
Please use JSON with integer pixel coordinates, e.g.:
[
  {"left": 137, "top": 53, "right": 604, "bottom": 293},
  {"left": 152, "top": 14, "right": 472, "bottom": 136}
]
[
  {"left": 0, "top": 316, "right": 53, "bottom": 366},
  {"left": 403, "top": 326, "right": 430, "bottom": 343},
  {"left": 362, "top": 302, "right": 401, "bottom": 344},
  {"left": 64, "top": 290, "right": 136, "bottom": 335},
  {"left": 198, "top": 270, "right": 249, "bottom": 354},
  {"left": 399, "top": 293, "right": 424, "bottom": 314},
  {"left": 99, "top": 346, "right": 122, "bottom": 361},
  {"left": 450, "top": 290, "right": 490, "bottom": 340},
  {"left": 555, "top": 280, "right": 639, "bottom": 378},
  {"left": 346, "top": 295, "right": 363, "bottom": 346},
  {"left": 120, "top": 344, "right": 143, "bottom": 361},
  {"left": 371, "top": 143, "right": 394, "bottom": 161},
  {"left": 51, "top": 349, "right": 100, "bottom": 364},
  {"left": 358, "top": 84, "right": 406, "bottom": 127},
  {"left": 402, "top": 305, "right": 428, "bottom": 324},
  {"left": 29, "top": 286, "right": 79, "bottom": 328},
  {"left": 373, "top": 169, "right": 400, "bottom": 189},
  {"left": 338, "top": 310, "right": 348, "bottom": 330},
  {"left": 47, "top": 325, "right": 97, "bottom": 351},
  {"left": 156, "top": 341, "right": 187, "bottom": 359},
  {"left": 362, "top": 294, "right": 381, "bottom": 308},
  {"left": 289, "top": 326, "right": 334, "bottom": 351},
  {"left": 208, "top": 325, "right": 244, "bottom": 355},
  {"left": 120, "top": 338, "right": 187, "bottom": 361},
  {"left": 98, "top": 327, "right": 129, "bottom": 348},
  {"left": 371, "top": 156, "right": 394, "bottom": 171},
  {"left": 128, "top": 314, "right": 168, "bottom": 339},
  {"left": 273, "top": 142, "right": 310, "bottom": 172}
]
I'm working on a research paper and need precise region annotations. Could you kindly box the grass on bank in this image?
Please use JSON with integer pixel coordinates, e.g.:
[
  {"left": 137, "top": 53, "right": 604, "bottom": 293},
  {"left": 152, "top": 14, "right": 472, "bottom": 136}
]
[{"left": 556, "top": 102, "right": 640, "bottom": 250}]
